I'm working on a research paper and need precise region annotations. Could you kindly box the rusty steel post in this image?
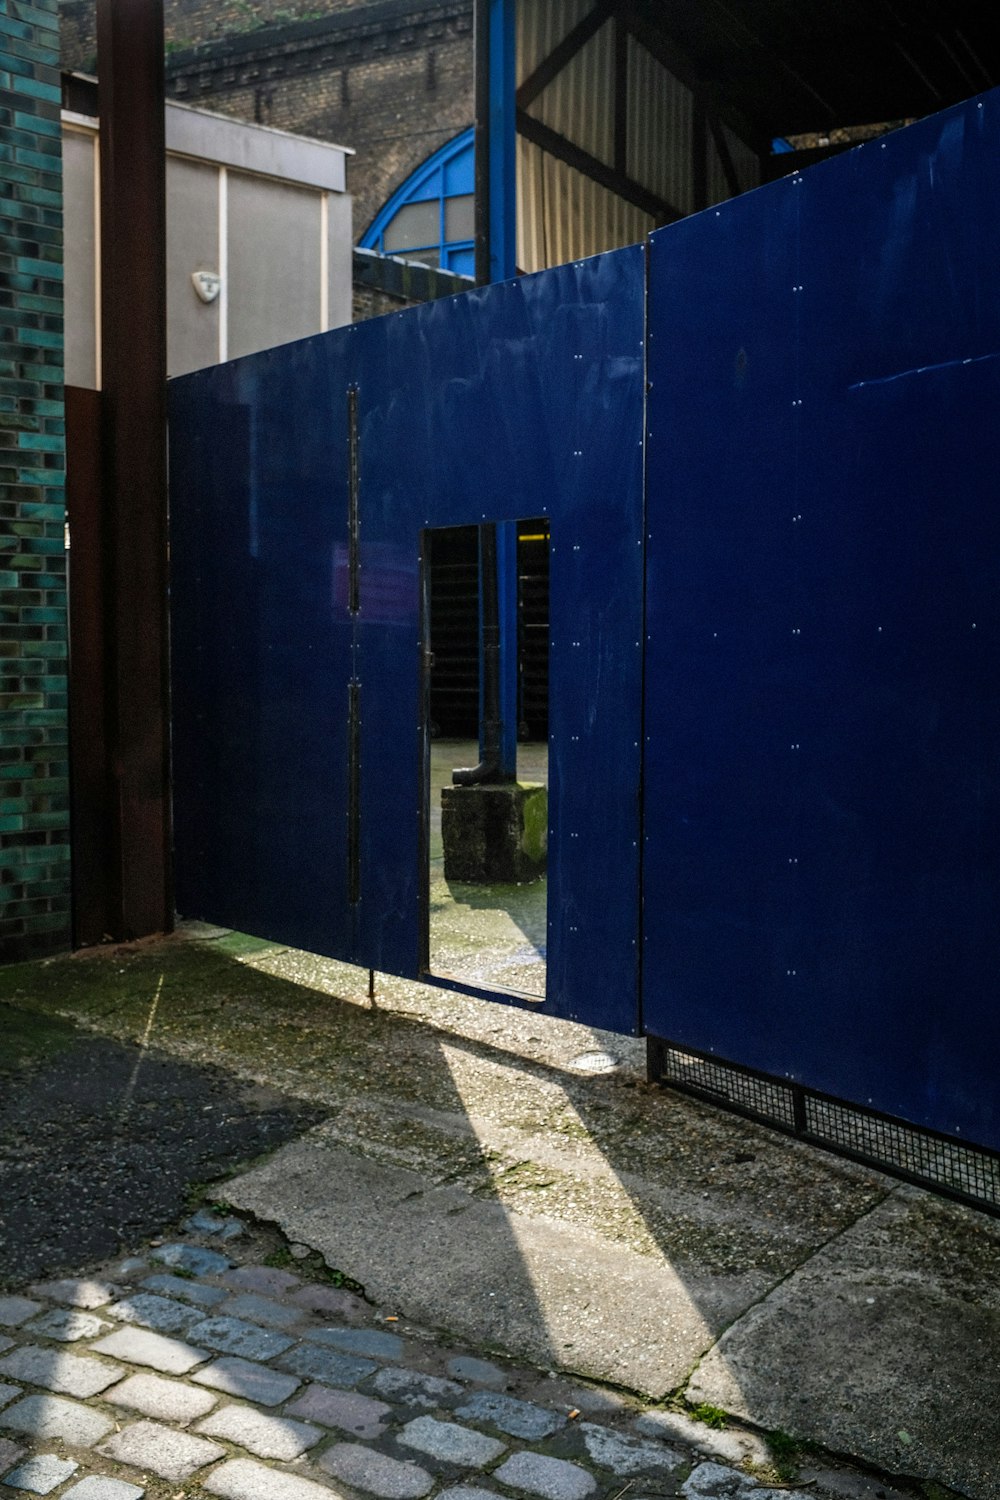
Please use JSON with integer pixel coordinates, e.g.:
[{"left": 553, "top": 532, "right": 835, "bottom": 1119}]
[{"left": 95, "top": 0, "right": 172, "bottom": 939}]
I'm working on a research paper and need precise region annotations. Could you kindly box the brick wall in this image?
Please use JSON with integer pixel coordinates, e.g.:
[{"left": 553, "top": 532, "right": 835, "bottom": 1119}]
[
  {"left": 352, "top": 246, "right": 472, "bottom": 321},
  {"left": 60, "top": 0, "right": 365, "bottom": 70},
  {"left": 61, "top": 0, "right": 473, "bottom": 249},
  {"left": 0, "top": 0, "right": 70, "bottom": 958}
]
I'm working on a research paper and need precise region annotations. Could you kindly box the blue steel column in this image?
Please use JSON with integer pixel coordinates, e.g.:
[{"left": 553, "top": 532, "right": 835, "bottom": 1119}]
[
  {"left": 494, "top": 521, "right": 519, "bottom": 776},
  {"left": 488, "top": 0, "right": 517, "bottom": 283},
  {"left": 473, "top": 0, "right": 518, "bottom": 779}
]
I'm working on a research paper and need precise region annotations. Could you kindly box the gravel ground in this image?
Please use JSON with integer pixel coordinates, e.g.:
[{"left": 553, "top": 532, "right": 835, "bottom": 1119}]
[{"left": 0, "top": 1002, "right": 325, "bottom": 1288}]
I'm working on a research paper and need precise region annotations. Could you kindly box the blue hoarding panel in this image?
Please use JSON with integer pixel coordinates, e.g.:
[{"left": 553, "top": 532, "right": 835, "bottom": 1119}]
[
  {"left": 642, "top": 94, "right": 1000, "bottom": 1149},
  {"left": 169, "top": 344, "right": 356, "bottom": 956},
  {"left": 170, "top": 247, "right": 644, "bottom": 1034}
]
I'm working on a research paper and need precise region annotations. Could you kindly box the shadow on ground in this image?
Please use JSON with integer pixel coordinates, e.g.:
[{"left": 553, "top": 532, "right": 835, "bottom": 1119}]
[
  {"left": 0, "top": 997, "right": 325, "bottom": 1287},
  {"left": 1, "top": 933, "right": 999, "bottom": 1500}
]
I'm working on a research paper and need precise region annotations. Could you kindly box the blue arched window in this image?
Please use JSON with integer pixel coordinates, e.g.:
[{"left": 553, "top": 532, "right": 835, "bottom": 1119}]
[{"left": 360, "top": 129, "right": 475, "bottom": 278}]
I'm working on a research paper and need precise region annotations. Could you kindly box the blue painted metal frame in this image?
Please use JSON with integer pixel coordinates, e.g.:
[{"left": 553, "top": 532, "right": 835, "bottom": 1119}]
[
  {"left": 360, "top": 128, "right": 475, "bottom": 277},
  {"left": 486, "top": 520, "right": 519, "bottom": 779},
  {"left": 487, "top": 0, "right": 516, "bottom": 283},
  {"left": 169, "top": 247, "right": 645, "bottom": 1034},
  {"left": 641, "top": 92, "right": 1000, "bottom": 1152}
]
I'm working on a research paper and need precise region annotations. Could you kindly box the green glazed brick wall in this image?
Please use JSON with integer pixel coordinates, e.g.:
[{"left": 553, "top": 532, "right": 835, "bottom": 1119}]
[{"left": 0, "top": 0, "right": 70, "bottom": 959}]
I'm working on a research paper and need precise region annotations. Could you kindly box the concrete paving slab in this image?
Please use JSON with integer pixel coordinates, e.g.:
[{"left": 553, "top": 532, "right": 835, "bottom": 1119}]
[
  {"left": 222, "top": 1141, "right": 728, "bottom": 1394},
  {"left": 685, "top": 1189, "right": 1000, "bottom": 1500}
]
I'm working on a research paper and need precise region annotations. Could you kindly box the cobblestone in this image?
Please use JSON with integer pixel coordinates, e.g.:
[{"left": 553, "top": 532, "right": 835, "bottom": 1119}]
[
  {"left": 192, "top": 1355, "right": 301, "bottom": 1406},
  {"left": 373, "top": 1367, "right": 463, "bottom": 1407},
  {"left": 286, "top": 1385, "right": 392, "bottom": 1437},
  {"left": 446, "top": 1357, "right": 507, "bottom": 1389},
  {"left": 188, "top": 1315, "right": 295, "bottom": 1362},
  {"left": 635, "top": 1411, "right": 770, "bottom": 1467},
  {"left": 307, "top": 1325, "right": 403, "bottom": 1360},
  {"left": 204, "top": 1457, "right": 338, "bottom": 1500},
  {"left": 62, "top": 1480, "right": 145, "bottom": 1500},
  {"left": 90, "top": 1328, "right": 209, "bottom": 1375},
  {"left": 319, "top": 1441, "right": 435, "bottom": 1498},
  {"left": 493, "top": 1453, "right": 597, "bottom": 1500},
  {"left": 30, "top": 1281, "right": 116, "bottom": 1310},
  {"left": 0, "top": 1394, "right": 115, "bottom": 1446},
  {"left": 107, "top": 1293, "right": 206, "bottom": 1336},
  {"left": 579, "top": 1422, "right": 682, "bottom": 1474},
  {"left": 0, "top": 1298, "right": 41, "bottom": 1329},
  {"left": 218, "top": 1292, "right": 305, "bottom": 1329},
  {"left": 97, "top": 1419, "right": 226, "bottom": 1481},
  {"left": 399, "top": 1415, "right": 506, "bottom": 1467},
  {"left": 23, "top": 1310, "right": 109, "bottom": 1343},
  {"left": 220, "top": 1266, "right": 301, "bottom": 1297},
  {"left": 289, "top": 1284, "right": 366, "bottom": 1320},
  {"left": 455, "top": 1390, "right": 565, "bottom": 1440},
  {"left": 0, "top": 1218, "right": 921, "bottom": 1500},
  {"left": 105, "top": 1371, "right": 219, "bottom": 1423},
  {"left": 140, "top": 1274, "right": 227, "bottom": 1308},
  {"left": 196, "top": 1401, "right": 323, "bottom": 1458},
  {"left": 150, "top": 1244, "right": 231, "bottom": 1276},
  {"left": 682, "top": 1463, "right": 762, "bottom": 1498},
  {"left": 184, "top": 1210, "right": 246, "bottom": 1241},
  {"left": 0, "top": 1346, "right": 123, "bottom": 1398},
  {"left": 1, "top": 1453, "right": 78, "bottom": 1493},
  {"left": 277, "top": 1341, "right": 377, "bottom": 1388},
  {"left": 0, "top": 1436, "right": 26, "bottom": 1471}
]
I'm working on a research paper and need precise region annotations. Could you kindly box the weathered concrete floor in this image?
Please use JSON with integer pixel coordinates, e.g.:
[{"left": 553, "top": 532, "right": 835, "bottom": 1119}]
[
  {"left": 1, "top": 931, "right": 998, "bottom": 1500},
  {"left": 0, "top": 1006, "right": 322, "bottom": 1286},
  {"left": 428, "top": 740, "right": 547, "bottom": 997}
]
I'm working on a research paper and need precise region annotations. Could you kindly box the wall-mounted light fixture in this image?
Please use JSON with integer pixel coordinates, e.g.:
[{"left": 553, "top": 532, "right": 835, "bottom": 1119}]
[{"left": 191, "top": 270, "right": 221, "bottom": 304}]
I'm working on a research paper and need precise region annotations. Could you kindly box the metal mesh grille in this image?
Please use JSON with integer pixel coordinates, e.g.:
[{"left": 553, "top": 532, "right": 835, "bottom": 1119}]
[
  {"left": 657, "top": 1045, "right": 1000, "bottom": 1215},
  {"left": 659, "top": 1048, "right": 798, "bottom": 1129}
]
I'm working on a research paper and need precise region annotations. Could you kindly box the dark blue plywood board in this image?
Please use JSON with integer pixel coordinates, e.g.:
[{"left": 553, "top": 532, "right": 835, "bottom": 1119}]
[
  {"left": 169, "top": 344, "right": 357, "bottom": 956},
  {"left": 642, "top": 93, "right": 1000, "bottom": 1150},
  {"left": 169, "top": 248, "right": 645, "bottom": 1034}
]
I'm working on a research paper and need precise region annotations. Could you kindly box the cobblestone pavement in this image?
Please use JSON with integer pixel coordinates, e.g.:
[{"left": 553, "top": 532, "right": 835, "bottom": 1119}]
[{"left": 0, "top": 1211, "right": 925, "bottom": 1500}]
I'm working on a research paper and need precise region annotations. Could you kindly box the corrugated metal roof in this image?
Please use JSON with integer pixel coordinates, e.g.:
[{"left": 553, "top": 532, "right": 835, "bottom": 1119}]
[
  {"left": 517, "top": 0, "right": 593, "bottom": 83},
  {"left": 625, "top": 35, "right": 694, "bottom": 218},
  {"left": 512, "top": 0, "right": 995, "bottom": 272},
  {"left": 530, "top": 21, "right": 615, "bottom": 168},
  {"left": 516, "top": 135, "right": 651, "bottom": 273}
]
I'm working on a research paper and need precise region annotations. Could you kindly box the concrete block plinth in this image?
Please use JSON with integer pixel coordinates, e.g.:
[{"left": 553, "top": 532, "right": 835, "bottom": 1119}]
[{"left": 441, "top": 783, "right": 547, "bottom": 884}]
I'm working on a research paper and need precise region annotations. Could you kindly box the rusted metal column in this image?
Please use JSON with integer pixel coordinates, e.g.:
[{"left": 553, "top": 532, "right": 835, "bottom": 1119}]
[
  {"left": 66, "top": 386, "right": 112, "bottom": 948},
  {"left": 96, "top": 0, "right": 172, "bottom": 939}
]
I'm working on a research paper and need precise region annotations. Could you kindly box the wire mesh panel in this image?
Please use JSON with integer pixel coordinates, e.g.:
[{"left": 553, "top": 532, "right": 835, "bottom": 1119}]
[{"left": 652, "top": 1044, "right": 1000, "bottom": 1216}]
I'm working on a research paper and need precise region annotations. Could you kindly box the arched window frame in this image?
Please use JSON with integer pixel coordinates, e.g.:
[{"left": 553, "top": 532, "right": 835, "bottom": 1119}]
[{"left": 360, "top": 128, "right": 475, "bottom": 277}]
